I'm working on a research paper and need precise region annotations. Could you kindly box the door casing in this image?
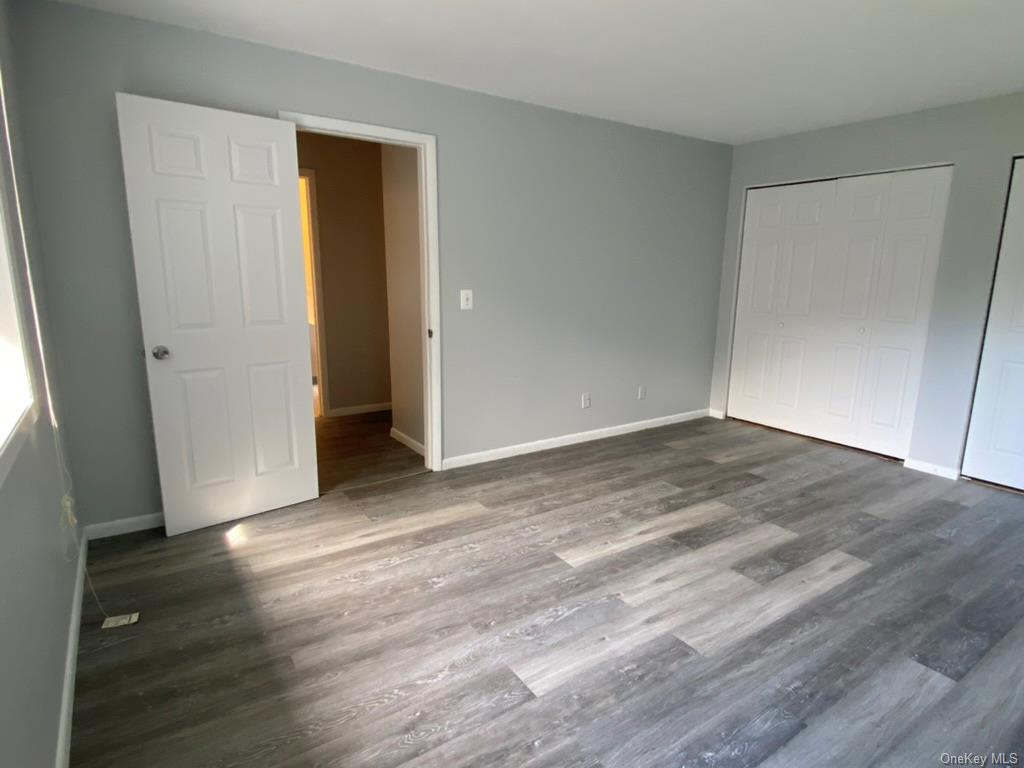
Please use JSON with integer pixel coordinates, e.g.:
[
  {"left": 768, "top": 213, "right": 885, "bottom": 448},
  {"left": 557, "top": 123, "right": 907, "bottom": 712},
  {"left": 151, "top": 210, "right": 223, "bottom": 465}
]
[{"left": 282, "top": 111, "right": 443, "bottom": 471}]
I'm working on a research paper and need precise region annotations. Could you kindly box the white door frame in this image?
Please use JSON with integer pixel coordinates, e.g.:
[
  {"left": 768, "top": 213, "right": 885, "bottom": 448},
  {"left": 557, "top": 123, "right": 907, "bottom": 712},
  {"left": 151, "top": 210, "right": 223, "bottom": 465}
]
[{"left": 280, "top": 111, "right": 442, "bottom": 471}]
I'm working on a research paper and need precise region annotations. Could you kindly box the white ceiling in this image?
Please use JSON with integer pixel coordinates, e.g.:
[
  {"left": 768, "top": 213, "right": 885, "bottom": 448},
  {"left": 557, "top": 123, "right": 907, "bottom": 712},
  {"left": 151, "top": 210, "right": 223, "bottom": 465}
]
[{"left": 63, "top": 0, "right": 1024, "bottom": 144}]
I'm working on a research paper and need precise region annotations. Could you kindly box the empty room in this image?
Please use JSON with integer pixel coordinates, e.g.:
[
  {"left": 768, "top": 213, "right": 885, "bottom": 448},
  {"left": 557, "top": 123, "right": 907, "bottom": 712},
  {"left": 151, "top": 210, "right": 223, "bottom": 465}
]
[{"left": 2, "top": 1, "right": 1023, "bottom": 766}]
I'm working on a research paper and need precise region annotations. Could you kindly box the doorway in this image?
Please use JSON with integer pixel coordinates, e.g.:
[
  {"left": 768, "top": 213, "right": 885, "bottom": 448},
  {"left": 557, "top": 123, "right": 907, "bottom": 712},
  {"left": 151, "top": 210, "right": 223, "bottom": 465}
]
[
  {"left": 298, "top": 169, "right": 326, "bottom": 417},
  {"left": 292, "top": 119, "right": 439, "bottom": 492}
]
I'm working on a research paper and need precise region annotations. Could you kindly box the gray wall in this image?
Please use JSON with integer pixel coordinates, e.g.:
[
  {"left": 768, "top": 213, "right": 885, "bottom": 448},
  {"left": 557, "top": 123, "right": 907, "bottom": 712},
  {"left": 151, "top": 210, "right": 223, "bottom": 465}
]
[
  {"left": 0, "top": 0, "right": 83, "bottom": 764},
  {"left": 382, "top": 144, "right": 425, "bottom": 446},
  {"left": 297, "top": 132, "right": 391, "bottom": 411},
  {"left": 711, "top": 92, "right": 1024, "bottom": 473},
  {"left": 13, "top": 0, "right": 732, "bottom": 526}
]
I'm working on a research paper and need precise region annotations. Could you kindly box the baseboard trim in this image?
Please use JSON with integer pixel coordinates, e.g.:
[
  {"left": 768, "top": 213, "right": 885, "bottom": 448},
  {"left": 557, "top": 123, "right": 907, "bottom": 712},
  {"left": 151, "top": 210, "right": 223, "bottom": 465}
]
[
  {"left": 903, "top": 458, "right": 960, "bottom": 480},
  {"left": 84, "top": 513, "right": 164, "bottom": 541},
  {"left": 441, "top": 409, "right": 711, "bottom": 470},
  {"left": 325, "top": 402, "right": 391, "bottom": 417},
  {"left": 708, "top": 408, "right": 725, "bottom": 419},
  {"left": 56, "top": 534, "right": 87, "bottom": 768},
  {"left": 390, "top": 427, "right": 425, "bottom": 456}
]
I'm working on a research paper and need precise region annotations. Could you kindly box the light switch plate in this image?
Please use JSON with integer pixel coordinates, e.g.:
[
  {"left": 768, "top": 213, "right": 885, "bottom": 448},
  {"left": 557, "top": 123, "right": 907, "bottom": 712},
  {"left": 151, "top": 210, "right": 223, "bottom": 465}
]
[{"left": 460, "top": 289, "right": 473, "bottom": 310}]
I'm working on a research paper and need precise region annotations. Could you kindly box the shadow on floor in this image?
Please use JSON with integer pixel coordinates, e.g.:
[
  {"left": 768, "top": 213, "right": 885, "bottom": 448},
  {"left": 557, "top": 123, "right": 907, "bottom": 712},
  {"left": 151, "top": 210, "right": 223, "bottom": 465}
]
[{"left": 71, "top": 521, "right": 315, "bottom": 767}]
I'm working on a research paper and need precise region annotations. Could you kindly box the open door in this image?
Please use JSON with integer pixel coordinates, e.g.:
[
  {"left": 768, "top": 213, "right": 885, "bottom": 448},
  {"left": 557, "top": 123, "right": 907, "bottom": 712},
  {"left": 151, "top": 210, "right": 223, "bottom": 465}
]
[
  {"left": 116, "top": 93, "right": 318, "bottom": 535},
  {"left": 962, "top": 160, "right": 1024, "bottom": 491}
]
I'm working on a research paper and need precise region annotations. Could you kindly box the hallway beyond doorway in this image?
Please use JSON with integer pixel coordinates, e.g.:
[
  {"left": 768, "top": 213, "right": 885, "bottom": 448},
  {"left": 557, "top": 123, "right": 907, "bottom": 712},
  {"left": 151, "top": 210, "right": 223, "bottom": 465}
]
[{"left": 316, "top": 412, "right": 427, "bottom": 494}]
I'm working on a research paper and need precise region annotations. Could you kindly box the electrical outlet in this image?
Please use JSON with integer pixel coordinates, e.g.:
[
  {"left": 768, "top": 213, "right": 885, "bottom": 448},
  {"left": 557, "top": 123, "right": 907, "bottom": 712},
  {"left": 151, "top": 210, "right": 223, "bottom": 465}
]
[
  {"left": 581, "top": 392, "right": 591, "bottom": 409},
  {"left": 637, "top": 385, "right": 647, "bottom": 400},
  {"left": 102, "top": 612, "right": 140, "bottom": 629}
]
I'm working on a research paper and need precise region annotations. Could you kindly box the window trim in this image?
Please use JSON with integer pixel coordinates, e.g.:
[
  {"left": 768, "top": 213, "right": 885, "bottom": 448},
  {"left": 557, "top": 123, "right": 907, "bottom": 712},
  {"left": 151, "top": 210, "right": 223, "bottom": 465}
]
[
  {"left": 0, "top": 59, "right": 40, "bottom": 487},
  {"left": 0, "top": 400, "right": 37, "bottom": 487}
]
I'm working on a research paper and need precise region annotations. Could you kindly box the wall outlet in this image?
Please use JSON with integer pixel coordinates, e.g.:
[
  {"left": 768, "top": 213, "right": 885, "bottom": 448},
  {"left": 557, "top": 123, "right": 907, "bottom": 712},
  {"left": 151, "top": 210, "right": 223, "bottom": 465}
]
[
  {"left": 102, "top": 612, "right": 140, "bottom": 630},
  {"left": 459, "top": 289, "right": 473, "bottom": 310},
  {"left": 637, "top": 385, "right": 647, "bottom": 400},
  {"left": 581, "top": 392, "right": 591, "bottom": 409}
]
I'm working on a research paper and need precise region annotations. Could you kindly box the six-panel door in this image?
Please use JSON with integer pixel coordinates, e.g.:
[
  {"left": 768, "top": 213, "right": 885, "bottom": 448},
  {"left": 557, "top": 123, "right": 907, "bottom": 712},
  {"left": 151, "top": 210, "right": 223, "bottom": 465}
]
[
  {"left": 728, "top": 166, "right": 952, "bottom": 459},
  {"left": 728, "top": 179, "right": 837, "bottom": 442},
  {"left": 116, "top": 93, "right": 317, "bottom": 535}
]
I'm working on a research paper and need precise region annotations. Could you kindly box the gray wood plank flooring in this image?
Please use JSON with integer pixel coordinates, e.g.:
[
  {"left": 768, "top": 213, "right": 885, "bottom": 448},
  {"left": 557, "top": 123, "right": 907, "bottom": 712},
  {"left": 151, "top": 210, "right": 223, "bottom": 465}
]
[{"left": 72, "top": 417, "right": 1024, "bottom": 767}]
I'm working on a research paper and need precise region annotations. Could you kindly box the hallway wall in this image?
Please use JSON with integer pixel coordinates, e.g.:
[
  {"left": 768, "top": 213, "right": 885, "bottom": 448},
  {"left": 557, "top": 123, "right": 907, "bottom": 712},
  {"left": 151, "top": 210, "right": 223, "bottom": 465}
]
[
  {"left": 382, "top": 144, "right": 424, "bottom": 447},
  {"left": 297, "top": 132, "right": 391, "bottom": 412}
]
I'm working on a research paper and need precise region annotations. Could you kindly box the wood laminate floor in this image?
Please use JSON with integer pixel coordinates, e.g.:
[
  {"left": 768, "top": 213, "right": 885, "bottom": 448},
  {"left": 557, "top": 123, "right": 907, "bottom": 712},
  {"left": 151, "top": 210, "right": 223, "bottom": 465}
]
[
  {"left": 316, "top": 411, "right": 427, "bottom": 493},
  {"left": 73, "top": 417, "right": 1024, "bottom": 767}
]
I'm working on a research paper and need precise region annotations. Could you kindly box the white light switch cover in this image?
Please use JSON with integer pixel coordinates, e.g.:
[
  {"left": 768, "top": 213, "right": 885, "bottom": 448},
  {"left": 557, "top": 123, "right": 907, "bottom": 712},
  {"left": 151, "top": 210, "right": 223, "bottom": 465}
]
[{"left": 460, "top": 289, "right": 473, "bottom": 310}]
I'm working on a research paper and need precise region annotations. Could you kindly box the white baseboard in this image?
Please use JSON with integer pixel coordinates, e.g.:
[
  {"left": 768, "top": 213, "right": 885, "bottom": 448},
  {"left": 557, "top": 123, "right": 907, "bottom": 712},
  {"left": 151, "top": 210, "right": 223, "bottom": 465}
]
[
  {"left": 903, "top": 458, "right": 960, "bottom": 480},
  {"left": 84, "top": 513, "right": 164, "bottom": 541},
  {"left": 56, "top": 534, "right": 87, "bottom": 768},
  {"left": 324, "top": 402, "right": 391, "bottom": 417},
  {"left": 390, "top": 427, "right": 425, "bottom": 456},
  {"left": 441, "top": 408, "right": 710, "bottom": 470},
  {"left": 708, "top": 408, "right": 725, "bottom": 419}
]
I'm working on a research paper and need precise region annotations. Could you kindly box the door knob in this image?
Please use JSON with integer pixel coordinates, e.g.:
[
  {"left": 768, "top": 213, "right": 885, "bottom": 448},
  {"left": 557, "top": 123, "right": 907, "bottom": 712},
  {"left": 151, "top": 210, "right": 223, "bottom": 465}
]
[
  {"left": 858, "top": 327, "right": 866, "bottom": 335},
  {"left": 152, "top": 345, "right": 171, "bottom": 360}
]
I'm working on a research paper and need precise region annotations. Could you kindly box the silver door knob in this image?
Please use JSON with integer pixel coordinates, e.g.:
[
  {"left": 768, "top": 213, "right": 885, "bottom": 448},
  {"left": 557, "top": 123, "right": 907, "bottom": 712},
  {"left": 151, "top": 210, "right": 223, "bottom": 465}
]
[{"left": 152, "top": 345, "right": 171, "bottom": 360}]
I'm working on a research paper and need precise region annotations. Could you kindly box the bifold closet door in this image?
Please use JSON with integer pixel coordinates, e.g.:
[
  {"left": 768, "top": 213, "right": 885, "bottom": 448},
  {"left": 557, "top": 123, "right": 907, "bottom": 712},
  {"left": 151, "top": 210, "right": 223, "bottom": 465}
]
[
  {"left": 728, "top": 166, "right": 952, "bottom": 458},
  {"left": 727, "top": 179, "right": 837, "bottom": 441},
  {"left": 962, "top": 161, "right": 1024, "bottom": 491}
]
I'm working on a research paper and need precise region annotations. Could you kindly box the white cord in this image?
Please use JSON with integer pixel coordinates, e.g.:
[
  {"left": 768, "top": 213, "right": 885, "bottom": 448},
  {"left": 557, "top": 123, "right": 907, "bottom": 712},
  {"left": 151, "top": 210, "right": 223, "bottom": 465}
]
[{"left": 84, "top": 566, "right": 110, "bottom": 620}]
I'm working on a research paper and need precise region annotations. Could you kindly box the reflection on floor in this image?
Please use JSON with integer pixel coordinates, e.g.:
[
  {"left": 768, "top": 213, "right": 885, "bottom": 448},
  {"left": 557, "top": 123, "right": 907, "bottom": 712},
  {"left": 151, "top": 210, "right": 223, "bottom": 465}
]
[
  {"left": 72, "top": 417, "right": 1024, "bottom": 767},
  {"left": 316, "top": 410, "right": 427, "bottom": 493}
]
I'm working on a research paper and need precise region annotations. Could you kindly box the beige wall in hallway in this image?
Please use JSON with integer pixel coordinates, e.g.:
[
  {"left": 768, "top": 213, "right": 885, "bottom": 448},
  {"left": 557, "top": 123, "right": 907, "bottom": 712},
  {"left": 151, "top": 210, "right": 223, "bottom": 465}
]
[
  {"left": 382, "top": 145, "right": 425, "bottom": 446},
  {"left": 297, "top": 132, "right": 391, "bottom": 411}
]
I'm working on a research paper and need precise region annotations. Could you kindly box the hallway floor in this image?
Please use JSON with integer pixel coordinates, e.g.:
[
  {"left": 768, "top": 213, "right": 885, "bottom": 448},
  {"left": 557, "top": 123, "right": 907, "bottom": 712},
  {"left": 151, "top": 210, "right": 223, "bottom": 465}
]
[{"left": 315, "top": 410, "right": 427, "bottom": 493}]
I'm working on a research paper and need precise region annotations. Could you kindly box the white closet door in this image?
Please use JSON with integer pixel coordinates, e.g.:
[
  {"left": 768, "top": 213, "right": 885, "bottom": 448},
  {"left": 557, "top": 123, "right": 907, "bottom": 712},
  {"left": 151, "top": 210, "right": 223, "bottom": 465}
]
[
  {"left": 835, "top": 166, "right": 952, "bottom": 457},
  {"left": 727, "top": 179, "right": 836, "bottom": 435},
  {"left": 962, "top": 161, "right": 1024, "bottom": 490},
  {"left": 117, "top": 93, "right": 318, "bottom": 535},
  {"left": 728, "top": 166, "right": 951, "bottom": 458},
  {"left": 813, "top": 172, "right": 892, "bottom": 449}
]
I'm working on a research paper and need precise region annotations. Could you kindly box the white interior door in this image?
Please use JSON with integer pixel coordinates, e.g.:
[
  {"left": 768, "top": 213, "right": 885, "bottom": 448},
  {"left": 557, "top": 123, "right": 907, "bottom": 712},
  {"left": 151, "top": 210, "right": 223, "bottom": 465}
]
[
  {"left": 116, "top": 93, "right": 317, "bottom": 535},
  {"left": 728, "top": 166, "right": 952, "bottom": 459},
  {"left": 962, "top": 160, "right": 1024, "bottom": 490}
]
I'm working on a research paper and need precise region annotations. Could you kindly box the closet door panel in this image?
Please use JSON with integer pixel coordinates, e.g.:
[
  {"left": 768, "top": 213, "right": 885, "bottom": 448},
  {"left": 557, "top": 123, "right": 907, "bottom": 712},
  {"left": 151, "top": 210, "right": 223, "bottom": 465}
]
[
  {"left": 728, "top": 180, "right": 836, "bottom": 434},
  {"left": 728, "top": 166, "right": 951, "bottom": 460},
  {"left": 858, "top": 166, "right": 952, "bottom": 457},
  {"left": 963, "top": 161, "right": 1024, "bottom": 489}
]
